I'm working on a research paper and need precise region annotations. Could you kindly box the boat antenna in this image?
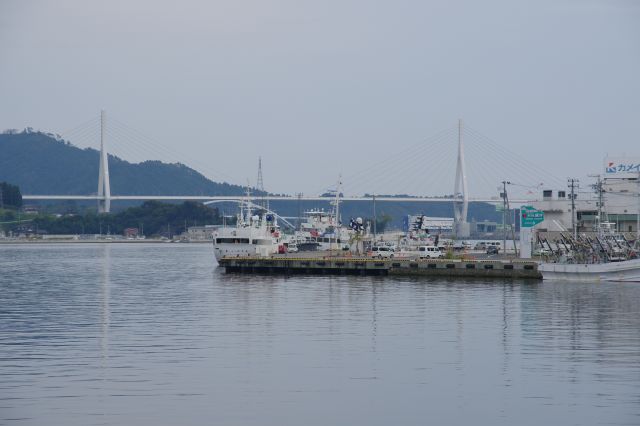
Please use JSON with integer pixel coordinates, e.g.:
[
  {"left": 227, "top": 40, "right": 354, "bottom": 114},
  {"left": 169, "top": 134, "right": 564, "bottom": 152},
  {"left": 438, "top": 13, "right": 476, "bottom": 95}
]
[{"left": 245, "top": 181, "right": 252, "bottom": 224}]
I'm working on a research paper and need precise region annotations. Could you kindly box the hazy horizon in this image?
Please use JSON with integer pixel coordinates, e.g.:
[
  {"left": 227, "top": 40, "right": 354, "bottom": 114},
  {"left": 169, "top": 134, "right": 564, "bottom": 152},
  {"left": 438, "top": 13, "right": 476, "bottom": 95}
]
[{"left": 1, "top": 0, "right": 639, "bottom": 197}]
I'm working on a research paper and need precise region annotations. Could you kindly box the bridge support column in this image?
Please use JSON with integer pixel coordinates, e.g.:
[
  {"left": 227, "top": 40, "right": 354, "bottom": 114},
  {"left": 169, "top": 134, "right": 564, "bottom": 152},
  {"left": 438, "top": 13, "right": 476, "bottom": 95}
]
[
  {"left": 97, "top": 110, "right": 111, "bottom": 213},
  {"left": 453, "top": 119, "right": 470, "bottom": 238}
]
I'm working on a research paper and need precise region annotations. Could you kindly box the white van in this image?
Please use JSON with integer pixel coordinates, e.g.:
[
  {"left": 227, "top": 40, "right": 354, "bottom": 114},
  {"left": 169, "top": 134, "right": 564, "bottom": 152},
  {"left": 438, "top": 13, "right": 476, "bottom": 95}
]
[
  {"left": 418, "top": 245, "right": 444, "bottom": 259},
  {"left": 371, "top": 246, "right": 395, "bottom": 258}
]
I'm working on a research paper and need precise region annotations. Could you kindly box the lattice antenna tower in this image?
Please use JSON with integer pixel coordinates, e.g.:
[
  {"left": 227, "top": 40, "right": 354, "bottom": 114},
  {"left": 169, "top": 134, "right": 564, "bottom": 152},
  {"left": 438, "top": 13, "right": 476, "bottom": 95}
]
[{"left": 256, "top": 156, "right": 267, "bottom": 210}]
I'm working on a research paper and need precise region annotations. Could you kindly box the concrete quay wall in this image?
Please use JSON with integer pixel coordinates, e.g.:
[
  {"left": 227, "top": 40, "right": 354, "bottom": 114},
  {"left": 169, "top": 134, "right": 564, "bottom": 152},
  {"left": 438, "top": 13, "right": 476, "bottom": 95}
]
[{"left": 218, "top": 257, "right": 541, "bottom": 279}]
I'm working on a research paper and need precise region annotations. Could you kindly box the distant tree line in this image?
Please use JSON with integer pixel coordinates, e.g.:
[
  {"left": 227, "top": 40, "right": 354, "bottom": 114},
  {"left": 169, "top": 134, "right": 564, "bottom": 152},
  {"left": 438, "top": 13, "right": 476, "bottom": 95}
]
[
  {"left": 29, "top": 201, "right": 223, "bottom": 236},
  {"left": 0, "top": 182, "right": 22, "bottom": 209}
]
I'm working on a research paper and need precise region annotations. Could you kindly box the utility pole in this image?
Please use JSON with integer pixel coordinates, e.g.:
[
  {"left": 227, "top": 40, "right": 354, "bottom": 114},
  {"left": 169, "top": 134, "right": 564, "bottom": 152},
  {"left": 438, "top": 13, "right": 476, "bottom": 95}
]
[
  {"left": 593, "top": 175, "right": 605, "bottom": 231},
  {"left": 373, "top": 194, "right": 377, "bottom": 239},
  {"left": 296, "top": 192, "right": 303, "bottom": 231},
  {"left": 568, "top": 178, "right": 579, "bottom": 239},
  {"left": 500, "top": 180, "right": 517, "bottom": 256},
  {"left": 502, "top": 181, "right": 507, "bottom": 251}
]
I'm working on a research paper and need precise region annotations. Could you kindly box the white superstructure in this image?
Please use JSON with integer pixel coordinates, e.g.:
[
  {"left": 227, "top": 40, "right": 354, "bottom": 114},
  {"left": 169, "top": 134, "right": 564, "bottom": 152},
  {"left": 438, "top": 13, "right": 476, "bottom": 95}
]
[
  {"left": 213, "top": 201, "right": 282, "bottom": 261},
  {"left": 295, "top": 209, "right": 351, "bottom": 251}
]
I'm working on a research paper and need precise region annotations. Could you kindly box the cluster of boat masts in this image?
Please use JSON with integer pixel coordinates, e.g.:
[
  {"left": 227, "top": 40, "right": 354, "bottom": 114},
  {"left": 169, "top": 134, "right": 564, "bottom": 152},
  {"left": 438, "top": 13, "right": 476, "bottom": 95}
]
[
  {"left": 537, "top": 224, "right": 640, "bottom": 282},
  {"left": 537, "top": 222, "right": 639, "bottom": 264}
]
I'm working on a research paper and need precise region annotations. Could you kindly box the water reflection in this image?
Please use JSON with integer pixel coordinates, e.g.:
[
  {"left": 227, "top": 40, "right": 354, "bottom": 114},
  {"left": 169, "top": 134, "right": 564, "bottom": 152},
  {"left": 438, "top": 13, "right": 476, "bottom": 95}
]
[
  {"left": 101, "top": 244, "right": 111, "bottom": 362},
  {"left": 0, "top": 244, "right": 639, "bottom": 426}
]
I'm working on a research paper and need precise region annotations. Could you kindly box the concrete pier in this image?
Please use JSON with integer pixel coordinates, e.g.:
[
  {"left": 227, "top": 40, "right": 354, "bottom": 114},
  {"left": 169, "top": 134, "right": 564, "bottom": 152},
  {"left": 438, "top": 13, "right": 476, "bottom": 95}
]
[{"left": 217, "top": 256, "right": 541, "bottom": 279}]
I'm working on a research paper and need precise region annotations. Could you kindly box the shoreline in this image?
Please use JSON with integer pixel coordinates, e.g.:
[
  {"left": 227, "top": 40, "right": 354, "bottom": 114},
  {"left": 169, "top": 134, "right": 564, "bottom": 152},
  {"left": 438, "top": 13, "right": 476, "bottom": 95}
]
[{"left": 0, "top": 239, "right": 212, "bottom": 244}]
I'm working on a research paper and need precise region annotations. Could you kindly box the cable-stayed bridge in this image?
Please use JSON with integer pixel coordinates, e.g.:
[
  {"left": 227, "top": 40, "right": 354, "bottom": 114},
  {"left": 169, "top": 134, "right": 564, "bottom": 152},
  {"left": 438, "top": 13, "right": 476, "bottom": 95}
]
[
  {"left": 22, "top": 111, "right": 565, "bottom": 236},
  {"left": 23, "top": 194, "right": 517, "bottom": 203}
]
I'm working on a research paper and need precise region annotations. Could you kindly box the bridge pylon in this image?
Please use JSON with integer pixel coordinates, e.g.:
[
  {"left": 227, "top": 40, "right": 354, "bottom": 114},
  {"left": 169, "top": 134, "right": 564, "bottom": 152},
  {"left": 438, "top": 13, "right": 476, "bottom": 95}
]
[
  {"left": 453, "top": 119, "right": 470, "bottom": 237},
  {"left": 97, "top": 110, "right": 112, "bottom": 213}
]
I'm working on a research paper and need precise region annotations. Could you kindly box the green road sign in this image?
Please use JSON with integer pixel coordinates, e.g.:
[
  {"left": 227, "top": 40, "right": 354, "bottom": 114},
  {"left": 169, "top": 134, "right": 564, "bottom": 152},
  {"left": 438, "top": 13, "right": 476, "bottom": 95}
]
[{"left": 520, "top": 205, "right": 544, "bottom": 228}]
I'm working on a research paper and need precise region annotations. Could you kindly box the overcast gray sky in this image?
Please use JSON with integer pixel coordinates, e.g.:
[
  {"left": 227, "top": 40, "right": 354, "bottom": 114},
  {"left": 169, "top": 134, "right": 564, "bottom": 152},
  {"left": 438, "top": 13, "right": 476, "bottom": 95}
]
[{"left": 1, "top": 0, "right": 639, "bottom": 197}]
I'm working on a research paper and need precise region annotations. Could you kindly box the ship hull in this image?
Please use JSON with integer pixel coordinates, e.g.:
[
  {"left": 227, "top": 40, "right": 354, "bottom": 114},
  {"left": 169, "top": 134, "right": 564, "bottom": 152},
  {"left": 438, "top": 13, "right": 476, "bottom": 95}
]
[{"left": 539, "top": 258, "right": 640, "bottom": 282}]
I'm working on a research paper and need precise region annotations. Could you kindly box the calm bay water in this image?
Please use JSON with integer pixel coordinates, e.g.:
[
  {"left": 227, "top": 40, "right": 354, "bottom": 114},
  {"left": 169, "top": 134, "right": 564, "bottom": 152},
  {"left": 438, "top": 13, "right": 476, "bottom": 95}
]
[{"left": 1, "top": 243, "right": 639, "bottom": 426}]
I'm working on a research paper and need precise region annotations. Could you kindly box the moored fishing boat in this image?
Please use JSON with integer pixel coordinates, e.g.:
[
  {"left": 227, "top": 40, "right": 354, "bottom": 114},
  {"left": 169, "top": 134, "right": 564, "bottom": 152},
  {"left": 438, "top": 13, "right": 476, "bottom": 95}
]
[
  {"left": 538, "top": 257, "right": 640, "bottom": 282},
  {"left": 537, "top": 222, "right": 640, "bottom": 282}
]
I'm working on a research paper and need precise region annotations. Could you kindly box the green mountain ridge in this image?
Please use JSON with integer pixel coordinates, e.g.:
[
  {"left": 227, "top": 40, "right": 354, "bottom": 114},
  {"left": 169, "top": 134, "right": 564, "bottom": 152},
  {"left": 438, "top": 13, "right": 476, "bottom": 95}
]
[{"left": 0, "top": 130, "right": 247, "bottom": 196}]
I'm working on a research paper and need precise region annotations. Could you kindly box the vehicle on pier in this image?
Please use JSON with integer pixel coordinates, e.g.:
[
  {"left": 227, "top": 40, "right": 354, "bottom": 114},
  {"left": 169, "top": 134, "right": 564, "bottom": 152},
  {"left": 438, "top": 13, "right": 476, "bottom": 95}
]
[
  {"left": 370, "top": 245, "right": 395, "bottom": 259},
  {"left": 418, "top": 245, "right": 444, "bottom": 259}
]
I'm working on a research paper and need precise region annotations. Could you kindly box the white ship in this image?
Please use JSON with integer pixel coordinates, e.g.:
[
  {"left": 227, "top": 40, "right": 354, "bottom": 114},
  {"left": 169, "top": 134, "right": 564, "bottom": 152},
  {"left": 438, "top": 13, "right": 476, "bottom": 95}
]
[
  {"left": 213, "top": 200, "right": 283, "bottom": 261},
  {"left": 290, "top": 178, "right": 354, "bottom": 252},
  {"left": 295, "top": 209, "right": 351, "bottom": 251}
]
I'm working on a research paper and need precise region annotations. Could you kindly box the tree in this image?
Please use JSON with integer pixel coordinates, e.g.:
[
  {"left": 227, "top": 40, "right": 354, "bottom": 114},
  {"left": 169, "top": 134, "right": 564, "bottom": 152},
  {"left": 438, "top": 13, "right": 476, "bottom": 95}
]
[
  {"left": 29, "top": 201, "right": 222, "bottom": 236},
  {"left": 375, "top": 214, "right": 393, "bottom": 233},
  {"left": 0, "top": 182, "right": 22, "bottom": 209}
]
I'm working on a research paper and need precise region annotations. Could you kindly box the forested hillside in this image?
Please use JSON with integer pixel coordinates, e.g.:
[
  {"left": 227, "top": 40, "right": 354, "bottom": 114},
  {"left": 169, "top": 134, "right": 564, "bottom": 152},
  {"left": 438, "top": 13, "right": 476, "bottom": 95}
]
[{"left": 0, "top": 130, "right": 248, "bottom": 196}]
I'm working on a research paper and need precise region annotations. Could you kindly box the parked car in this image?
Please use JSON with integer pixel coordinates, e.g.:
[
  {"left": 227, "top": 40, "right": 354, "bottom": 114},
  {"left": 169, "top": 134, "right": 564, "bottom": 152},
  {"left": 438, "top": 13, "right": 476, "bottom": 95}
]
[
  {"left": 486, "top": 245, "right": 500, "bottom": 255},
  {"left": 286, "top": 242, "right": 299, "bottom": 253},
  {"left": 453, "top": 241, "right": 471, "bottom": 251},
  {"left": 418, "top": 245, "right": 444, "bottom": 259},
  {"left": 533, "top": 247, "right": 551, "bottom": 256},
  {"left": 474, "top": 242, "right": 487, "bottom": 250}
]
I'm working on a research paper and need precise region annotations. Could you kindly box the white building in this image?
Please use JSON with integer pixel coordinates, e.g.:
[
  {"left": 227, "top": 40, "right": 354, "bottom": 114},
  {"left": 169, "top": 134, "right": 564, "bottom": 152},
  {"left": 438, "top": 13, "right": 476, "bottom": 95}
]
[
  {"left": 531, "top": 157, "right": 640, "bottom": 235},
  {"left": 185, "top": 225, "right": 219, "bottom": 241}
]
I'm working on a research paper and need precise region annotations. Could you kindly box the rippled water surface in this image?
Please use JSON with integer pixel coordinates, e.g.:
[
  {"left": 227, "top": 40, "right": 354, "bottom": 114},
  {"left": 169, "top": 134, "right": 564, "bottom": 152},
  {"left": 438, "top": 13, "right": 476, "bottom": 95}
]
[{"left": 1, "top": 243, "right": 640, "bottom": 425}]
